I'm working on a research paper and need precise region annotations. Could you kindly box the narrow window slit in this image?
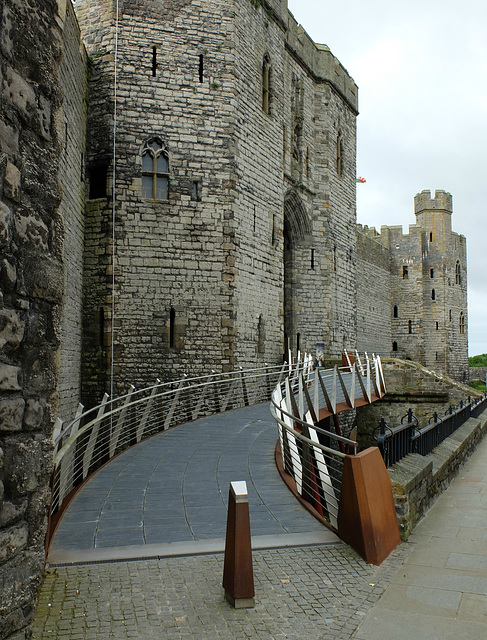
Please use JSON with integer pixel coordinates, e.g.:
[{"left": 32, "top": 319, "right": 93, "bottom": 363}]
[
  {"left": 152, "top": 46, "right": 157, "bottom": 77},
  {"left": 199, "top": 54, "right": 204, "bottom": 83},
  {"left": 99, "top": 308, "right": 105, "bottom": 347},
  {"left": 169, "top": 308, "right": 176, "bottom": 348}
]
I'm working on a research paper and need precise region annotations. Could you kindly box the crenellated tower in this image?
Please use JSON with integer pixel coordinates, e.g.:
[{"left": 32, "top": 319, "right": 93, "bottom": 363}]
[
  {"left": 356, "top": 190, "right": 468, "bottom": 382},
  {"left": 414, "top": 190, "right": 468, "bottom": 380}
]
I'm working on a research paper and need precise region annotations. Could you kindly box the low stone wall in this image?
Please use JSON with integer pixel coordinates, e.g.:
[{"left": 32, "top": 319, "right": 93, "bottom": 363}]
[
  {"left": 356, "top": 358, "right": 480, "bottom": 450},
  {"left": 389, "top": 409, "right": 487, "bottom": 540},
  {"left": 470, "top": 367, "right": 487, "bottom": 382}
]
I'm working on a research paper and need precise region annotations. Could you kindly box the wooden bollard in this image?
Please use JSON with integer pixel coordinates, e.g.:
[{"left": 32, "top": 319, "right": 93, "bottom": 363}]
[{"left": 222, "top": 481, "right": 255, "bottom": 608}]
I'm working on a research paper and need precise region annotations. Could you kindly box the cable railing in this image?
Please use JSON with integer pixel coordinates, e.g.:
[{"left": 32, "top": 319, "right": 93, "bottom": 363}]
[
  {"left": 375, "top": 393, "right": 487, "bottom": 468},
  {"left": 270, "top": 353, "right": 386, "bottom": 531},
  {"left": 50, "top": 357, "right": 313, "bottom": 520}
]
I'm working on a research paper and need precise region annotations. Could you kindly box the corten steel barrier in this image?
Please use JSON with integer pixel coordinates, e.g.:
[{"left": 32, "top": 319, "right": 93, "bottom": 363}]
[
  {"left": 270, "top": 352, "right": 400, "bottom": 564},
  {"left": 270, "top": 352, "right": 387, "bottom": 531},
  {"left": 375, "top": 393, "right": 487, "bottom": 468},
  {"left": 48, "top": 357, "right": 313, "bottom": 539}
]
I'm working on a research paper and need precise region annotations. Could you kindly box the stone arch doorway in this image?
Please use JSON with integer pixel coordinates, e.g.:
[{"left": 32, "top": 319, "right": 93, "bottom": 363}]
[{"left": 283, "top": 190, "right": 313, "bottom": 357}]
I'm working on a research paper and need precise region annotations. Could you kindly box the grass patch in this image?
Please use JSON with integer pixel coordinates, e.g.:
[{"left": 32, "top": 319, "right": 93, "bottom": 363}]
[{"left": 469, "top": 379, "right": 487, "bottom": 392}]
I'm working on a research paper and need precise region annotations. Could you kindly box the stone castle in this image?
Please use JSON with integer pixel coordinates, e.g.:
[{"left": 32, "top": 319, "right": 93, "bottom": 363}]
[
  {"left": 53, "top": 0, "right": 468, "bottom": 419},
  {"left": 0, "top": 1, "right": 468, "bottom": 636}
]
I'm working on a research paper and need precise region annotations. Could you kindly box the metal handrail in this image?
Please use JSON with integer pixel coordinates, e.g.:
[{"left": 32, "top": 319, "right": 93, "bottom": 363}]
[
  {"left": 53, "top": 362, "right": 292, "bottom": 448},
  {"left": 376, "top": 392, "right": 487, "bottom": 467},
  {"left": 50, "top": 356, "right": 313, "bottom": 516},
  {"left": 270, "top": 353, "right": 386, "bottom": 531}
]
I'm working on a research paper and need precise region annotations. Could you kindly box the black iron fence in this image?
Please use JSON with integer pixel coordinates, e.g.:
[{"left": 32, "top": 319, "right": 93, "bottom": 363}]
[{"left": 375, "top": 393, "right": 487, "bottom": 468}]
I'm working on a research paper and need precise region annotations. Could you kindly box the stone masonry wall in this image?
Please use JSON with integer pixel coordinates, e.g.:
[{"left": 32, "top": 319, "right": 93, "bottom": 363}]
[
  {"left": 0, "top": 0, "right": 65, "bottom": 638},
  {"left": 470, "top": 367, "right": 487, "bottom": 382},
  {"left": 355, "top": 191, "right": 468, "bottom": 383},
  {"left": 356, "top": 226, "right": 391, "bottom": 354},
  {"left": 74, "top": 0, "right": 359, "bottom": 404},
  {"left": 414, "top": 191, "right": 468, "bottom": 382},
  {"left": 231, "top": 1, "right": 358, "bottom": 364},
  {"left": 232, "top": 0, "right": 286, "bottom": 365},
  {"left": 389, "top": 411, "right": 487, "bottom": 540},
  {"left": 355, "top": 359, "right": 481, "bottom": 450},
  {"left": 78, "top": 0, "right": 240, "bottom": 402},
  {"left": 58, "top": 1, "right": 87, "bottom": 418}
]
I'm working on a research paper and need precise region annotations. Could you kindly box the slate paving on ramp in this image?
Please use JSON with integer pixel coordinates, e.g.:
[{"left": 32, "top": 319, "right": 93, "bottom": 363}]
[{"left": 49, "top": 402, "right": 330, "bottom": 562}]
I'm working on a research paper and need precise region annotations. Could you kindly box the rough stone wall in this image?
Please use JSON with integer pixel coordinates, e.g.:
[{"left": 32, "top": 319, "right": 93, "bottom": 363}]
[
  {"left": 77, "top": 0, "right": 240, "bottom": 403},
  {"left": 0, "top": 0, "right": 65, "bottom": 637},
  {"left": 389, "top": 411, "right": 487, "bottom": 540},
  {"left": 470, "top": 367, "right": 487, "bottom": 382},
  {"left": 382, "top": 224, "right": 425, "bottom": 363},
  {"left": 414, "top": 190, "right": 468, "bottom": 382},
  {"left": 231, "top": 1, "right": 358, "bottom": 364},
  {"left": 231, "top": 0, "right": 286, "bottom": 365},
  {"left": 356, "top": 226, "right": 391, "bottom": 354},
  {"left": 58, "top": 1, "right": 87, "bottom": 418}
]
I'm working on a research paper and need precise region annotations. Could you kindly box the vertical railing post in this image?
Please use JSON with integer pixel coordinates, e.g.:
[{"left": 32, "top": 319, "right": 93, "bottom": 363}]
[
  {"left": 110, "top": 386, "right": 135, "bottom": 456},
  {"left": 377, "top": 418, "right": 387, "bottom": 465},
  {"left": 136, "top": 381, "right": 160, "bottom": 441},
  {"left": 240, "top": 367, "right": 249, "bottom": 406},
  {"left": 57, "top": 404, "right": 84, "bottom": 507},
  {"left": 82, "top": 393, "right": 109, "bottom": 479}
]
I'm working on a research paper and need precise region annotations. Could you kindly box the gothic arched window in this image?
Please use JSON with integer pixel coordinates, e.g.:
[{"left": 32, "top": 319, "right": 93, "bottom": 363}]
[
  {"left": 459, "top": 312, "right": 465, "bottom": 335},
  {"left": 141, "top": 138, "right": 169, "bottom": 200},
  {"left": 455, "top": 261, "right": 461, "bottom": 285}
]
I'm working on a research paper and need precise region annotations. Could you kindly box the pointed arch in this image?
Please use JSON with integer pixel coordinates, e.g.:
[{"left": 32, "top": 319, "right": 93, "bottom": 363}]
[
  {"left": 283, "top": 190, "right": 313, "bottom": 357},
  {"left": 141, "top": 136, "right": 169, "bottom": 200},
  {"left": 283, "top": 189, "right": 313, "bottom": 245}
]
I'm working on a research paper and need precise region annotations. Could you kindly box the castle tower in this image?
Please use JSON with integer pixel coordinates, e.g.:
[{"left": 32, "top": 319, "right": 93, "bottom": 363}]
[
  {"left": 414, "top": 190, "right": 468, "bottom": 380},
  {"left": 356, "top": 190, "right": 468, "bottom": 383},
  {"left": 73, "top": 0, "right": 359, "bottom": 403}
]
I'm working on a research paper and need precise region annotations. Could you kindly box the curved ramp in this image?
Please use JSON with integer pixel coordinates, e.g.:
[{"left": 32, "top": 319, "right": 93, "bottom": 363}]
[{"left": 49, "top": 403, "right": 338, "bottom": 564}]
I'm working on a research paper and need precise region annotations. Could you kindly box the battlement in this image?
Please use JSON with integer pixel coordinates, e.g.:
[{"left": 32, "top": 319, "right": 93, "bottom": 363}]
[
  {"left": 380, "top": 224, "right": 423, "bottom": 239},
  {"left": 283, "top": 3, "right": 359, "bottom": 112},
  {"left": 356, "top": 223, "right": 380, "bottom": 238},
  {"left": 414, "top": 189, "right": 452, "bottom": 214}
]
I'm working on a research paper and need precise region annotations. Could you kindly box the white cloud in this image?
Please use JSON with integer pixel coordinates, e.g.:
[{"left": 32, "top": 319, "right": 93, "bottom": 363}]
[{"left": 288, "top": 0, "right": 487, "bottom": 355}]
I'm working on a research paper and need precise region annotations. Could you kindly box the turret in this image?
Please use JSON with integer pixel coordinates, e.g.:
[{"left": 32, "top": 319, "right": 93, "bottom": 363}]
[{"left": 414, "top": 189, "right": 452, "bottom": 244}]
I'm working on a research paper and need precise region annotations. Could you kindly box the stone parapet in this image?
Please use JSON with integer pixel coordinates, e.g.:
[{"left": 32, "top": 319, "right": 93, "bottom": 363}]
[
  {"left": 470, "top": 367, "right": 487, "bottom": 381},
  {"left": 389, "top": 410, "right": 487, "bottom": 540}
]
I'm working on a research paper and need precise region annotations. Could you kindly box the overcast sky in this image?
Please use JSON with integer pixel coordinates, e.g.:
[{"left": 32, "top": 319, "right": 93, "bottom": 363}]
[{"left": 287, "top": 0, "right": 486, "bottom": 357}]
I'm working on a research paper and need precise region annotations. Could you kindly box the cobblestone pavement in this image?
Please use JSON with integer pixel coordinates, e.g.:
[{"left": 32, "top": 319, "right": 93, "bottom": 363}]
[{"left": 33, "top": 543, "right": 411, "bottom": 640}]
